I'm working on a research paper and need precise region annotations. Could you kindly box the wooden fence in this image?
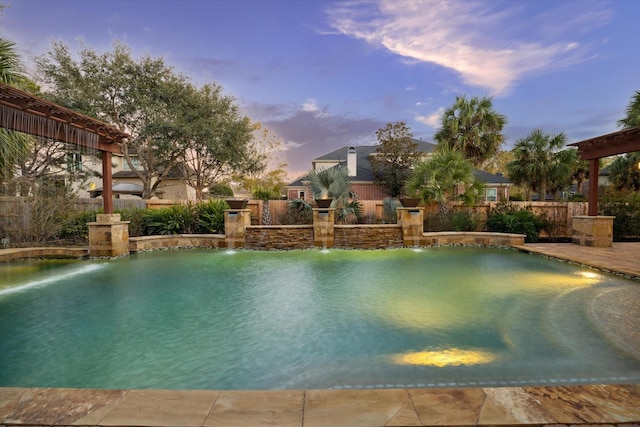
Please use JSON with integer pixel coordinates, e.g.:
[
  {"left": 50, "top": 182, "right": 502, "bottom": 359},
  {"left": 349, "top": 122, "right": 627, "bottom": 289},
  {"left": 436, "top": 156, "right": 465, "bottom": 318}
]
[{"left": 0, "top": 196, "right": 588, "bottom": 240}]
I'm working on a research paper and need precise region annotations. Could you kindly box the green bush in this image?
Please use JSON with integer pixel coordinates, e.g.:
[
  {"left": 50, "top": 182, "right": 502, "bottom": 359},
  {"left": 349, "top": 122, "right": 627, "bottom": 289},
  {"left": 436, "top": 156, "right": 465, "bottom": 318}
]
[
  {"left": 117, "top": 208, "right": 146, "bottom": 237},
  {"left": 600, "top": 190, "right": 640, "bottom": 241},
  {"left": 59, "top": 209, "right": 99, "bottom": 241},
  {"left": 195, "top": 199, "right": 228, "bottom": 234},
  {"left": 486, "top": 201, "right": 545, "bottom": 242},
  {"left": 142, "top": 203, "right": 197, "bottom": 235},
  {"left": 449, "top": 210, "right": 480, "bottom": 231}
]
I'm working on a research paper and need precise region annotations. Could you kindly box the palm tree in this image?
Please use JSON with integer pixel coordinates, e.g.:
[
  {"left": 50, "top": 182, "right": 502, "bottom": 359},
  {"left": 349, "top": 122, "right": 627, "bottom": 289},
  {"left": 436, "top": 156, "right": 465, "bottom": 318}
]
[
  {"left": 618, "top": 90, "right": 640, "bottom": 129},
  {"left": 507, "top": 129, "right": 573, "bottom": 200},
  {"left": 608, "top": 152, "right": 640, "bottom": 192},
  {"left": 304, "top": 166, "right": 362, "bottom": 223},
  {"left": 252, "top": 185, "right": 279, "bottom": 225},
  {"left": 434, "top": 95, "right": 507, "bottom": 167},
  {"left": 0, "top": 38, "right": 32, "bottom": 186},
  {"left": 406, "top": 146, "right": 482, "bottom": 213}
]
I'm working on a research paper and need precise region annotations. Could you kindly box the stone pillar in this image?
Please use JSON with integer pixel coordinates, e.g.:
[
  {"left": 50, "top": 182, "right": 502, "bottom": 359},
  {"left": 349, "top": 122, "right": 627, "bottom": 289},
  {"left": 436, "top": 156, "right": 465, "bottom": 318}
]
[
  {"left": 397, "top": 207, "right": 424, "bottom": 247},
  {"left": 313, "top": 208, "right": 335, "bottom": 249},
  {"left": 225, "top": 209, "right": 251, "bottom": 248},
  {"left": 88, "top": 214, "right": 130, "bottom": 258},
  {"left": 572, "top": 215, "right": 614, "bottom": 247}
]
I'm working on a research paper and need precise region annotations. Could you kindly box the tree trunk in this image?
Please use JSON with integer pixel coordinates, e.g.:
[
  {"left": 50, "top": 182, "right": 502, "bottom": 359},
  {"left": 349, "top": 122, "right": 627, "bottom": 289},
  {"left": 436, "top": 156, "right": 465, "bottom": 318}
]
[{"left": 262, "top": 200, "right": 272, "bottom": 225}]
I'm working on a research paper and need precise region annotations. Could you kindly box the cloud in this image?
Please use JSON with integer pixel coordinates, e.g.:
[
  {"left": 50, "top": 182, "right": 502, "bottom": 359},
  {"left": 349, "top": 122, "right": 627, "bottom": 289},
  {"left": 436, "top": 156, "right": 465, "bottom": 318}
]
[
  {"left": 416, "top": 107, "right": 445, "bottom": 128},
  {"left": 326, "top": 0, "right": 612, "bottom": 95},
  {"left": 244, "top": 101, "right": 385, "bottom": 179}
]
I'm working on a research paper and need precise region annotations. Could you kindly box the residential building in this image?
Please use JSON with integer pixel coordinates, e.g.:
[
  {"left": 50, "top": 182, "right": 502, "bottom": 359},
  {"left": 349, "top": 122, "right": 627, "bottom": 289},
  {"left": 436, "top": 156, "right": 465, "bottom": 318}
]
[{"left": 286, "top": 140, "right": 512, "bottom": 202}]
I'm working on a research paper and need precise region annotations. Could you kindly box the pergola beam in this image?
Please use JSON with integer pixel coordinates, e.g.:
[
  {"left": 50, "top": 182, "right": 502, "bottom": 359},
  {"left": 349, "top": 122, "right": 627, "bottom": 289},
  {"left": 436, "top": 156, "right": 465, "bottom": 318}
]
[
  {"left": 569, "top": 126, "right": 640, "bottom": 216},
  {"left": 0, "top": 83, "right": 129, "bottom": 213}
]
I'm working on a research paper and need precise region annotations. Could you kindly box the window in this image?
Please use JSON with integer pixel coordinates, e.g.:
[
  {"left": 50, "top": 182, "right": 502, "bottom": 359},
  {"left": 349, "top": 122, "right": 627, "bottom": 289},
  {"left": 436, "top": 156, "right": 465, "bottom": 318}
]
[
  {"left": 299, "top": 191, "right": 305, "bottom": 200},
  {"left": 123, "top": 157, "right": 140, "bottom": 171},
  {"left": 66, "top": 153, "right": 82, "bottom": 172},
  {"left": 485, "top": 188, "right": 497, "bottom": 202}
]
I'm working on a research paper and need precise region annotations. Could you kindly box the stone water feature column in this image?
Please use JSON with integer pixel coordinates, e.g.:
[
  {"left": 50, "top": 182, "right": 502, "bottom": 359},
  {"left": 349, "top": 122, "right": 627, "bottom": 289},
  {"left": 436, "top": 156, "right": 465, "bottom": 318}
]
[
  {"left": 572, "top": 215, "right": 614, "bottom": 247},
  {"left": 224, "top": 209, "right": 251, "bottom": 249},
  {"left": 88, "top": 214, "right": 130, "bottom": 257},
  {"left": 397, "top": 207, "right": 424, "bottom": 247},
  {"left": 313, "top": 208, "right": 335, "bottom": 249}
]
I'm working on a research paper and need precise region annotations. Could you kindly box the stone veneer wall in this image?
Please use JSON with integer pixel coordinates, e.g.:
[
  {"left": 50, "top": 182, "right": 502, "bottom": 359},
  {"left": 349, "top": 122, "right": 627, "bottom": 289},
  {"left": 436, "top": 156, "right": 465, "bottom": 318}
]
[
  {"left": 245, "top": 226, "right": 314, "bottom": 250},
  {"left": 334, "top": 225, "right": 404, "bottom": 249},
  {"left": 129, "top": 234, "right": 225, "bottom": 252},
  {"left": 421, "top": 232, "right": 525, "bottom": 247}
]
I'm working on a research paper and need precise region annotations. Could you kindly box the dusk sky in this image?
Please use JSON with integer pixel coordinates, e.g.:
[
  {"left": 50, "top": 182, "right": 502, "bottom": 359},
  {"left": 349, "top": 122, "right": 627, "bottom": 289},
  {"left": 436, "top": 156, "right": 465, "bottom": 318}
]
[{"left": 1, "top": 0, "right": 639, "bottom": 179}]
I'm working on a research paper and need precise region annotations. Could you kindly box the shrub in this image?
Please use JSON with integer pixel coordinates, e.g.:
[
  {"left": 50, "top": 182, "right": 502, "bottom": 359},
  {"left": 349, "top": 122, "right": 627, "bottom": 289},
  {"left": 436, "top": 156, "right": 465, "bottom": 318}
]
[
  {"left": 142, "top": 203, "right": 196, "bottom": 235},
  {"left": 117, "top": 208, "right": 146, "bottom": 237},
  {"left": 449, "top": 210, "right": 480, "bottom": 232},
  {"left": 600, "top": 190, "right": 640, "bottom": 241},
  {"left": 195, "top": 199, "right": 227, "bottom": 234},
  {"left": 284, "top": 199, "right": 313, "bottom": 224},
  {"left": 486, "top": 201, "right": 545, "bottom": 242},
  {"left": 59, "top": 209, "right": 99, "bottom": 242}
]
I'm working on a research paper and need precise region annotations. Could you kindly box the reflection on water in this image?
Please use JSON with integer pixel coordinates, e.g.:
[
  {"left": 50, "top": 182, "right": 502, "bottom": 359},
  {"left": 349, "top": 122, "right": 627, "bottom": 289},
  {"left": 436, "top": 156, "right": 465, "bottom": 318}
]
[
  {"left": 0, "top": 247, "right": 639, "bottom": 390},
  {"left": 391, "top": 347, "right": 497, "bottom": 367}
]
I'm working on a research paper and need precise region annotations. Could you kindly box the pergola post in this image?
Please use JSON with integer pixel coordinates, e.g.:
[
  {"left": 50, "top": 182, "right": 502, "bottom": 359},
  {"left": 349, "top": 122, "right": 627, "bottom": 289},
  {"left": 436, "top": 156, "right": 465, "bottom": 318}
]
[
  {"left": 588, "top": 158, "right": 599, "bottom": 216},
  {"left": 102, "top": 151, "right": 113, "bottom": 215}
]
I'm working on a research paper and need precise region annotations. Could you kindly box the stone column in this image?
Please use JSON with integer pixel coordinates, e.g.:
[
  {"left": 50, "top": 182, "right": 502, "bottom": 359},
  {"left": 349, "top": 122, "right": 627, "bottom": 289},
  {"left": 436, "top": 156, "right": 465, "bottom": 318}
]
[
  {"left": 313, "top": 208, "right": 335, "bottom": 249},
  {"left": 572, "top": 215, "right": 614, "bottom": 247},
  {"left": 88, "top": 214, "right": 130, "bottom": 258},
  {"left": 225, "top": 209, "right": 251, "bottom": 249},
  {"left": 397, "top": 207, "right": 424, "bottom": 247}
]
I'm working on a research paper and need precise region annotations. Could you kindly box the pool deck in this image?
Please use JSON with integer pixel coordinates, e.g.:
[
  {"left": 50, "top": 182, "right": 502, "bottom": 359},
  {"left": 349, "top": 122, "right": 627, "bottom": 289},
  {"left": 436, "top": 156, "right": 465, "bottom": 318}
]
[{"left": 1, "top": 242, "right": 640, "bottom": 426}]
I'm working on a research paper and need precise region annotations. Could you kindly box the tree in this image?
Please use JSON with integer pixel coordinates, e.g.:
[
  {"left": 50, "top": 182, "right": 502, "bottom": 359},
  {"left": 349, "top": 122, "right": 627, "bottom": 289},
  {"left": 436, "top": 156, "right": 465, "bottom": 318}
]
[
  {"left": 369, "top": 122, "right": 420, "bottom": 197},
  {"left": 618, "top": 90, "right": 640, "bottom": 129},
  {"left": 608, "top": 152, "right": 640, "bottom": 192},
  {"left": 406, "top": 146, "right": 483, "bottom": 213},
  {"left": 434, "top": 95, "right": 507, "bottom": 167},
  {"left": 179, "top": 83, "right": 260, "bottom": 200},
  {"left": 303, "top": 166, "right": 362, "bottom": 223},
  {"left": 35, "top": 41, "right": 257, "bottom": 199},
  {"left": 0, "top": 38, "right": 32, "bottom": 186},
  {"left": 507, "top": 129, "right": 573, "bottom": 200}
]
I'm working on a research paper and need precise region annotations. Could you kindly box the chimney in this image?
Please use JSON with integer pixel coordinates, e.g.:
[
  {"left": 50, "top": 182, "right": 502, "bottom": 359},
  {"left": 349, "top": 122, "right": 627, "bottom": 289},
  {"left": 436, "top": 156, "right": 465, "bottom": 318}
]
[{"left": 347, "top": 146, "right": 357, "bottom": 176}]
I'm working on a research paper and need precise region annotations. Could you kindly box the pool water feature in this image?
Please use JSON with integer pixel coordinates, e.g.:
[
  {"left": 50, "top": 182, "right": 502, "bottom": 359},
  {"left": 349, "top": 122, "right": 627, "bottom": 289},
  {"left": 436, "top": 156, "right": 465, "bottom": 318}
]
[{"left": 1, "top": 247, "right": 639, "bottom": 390}]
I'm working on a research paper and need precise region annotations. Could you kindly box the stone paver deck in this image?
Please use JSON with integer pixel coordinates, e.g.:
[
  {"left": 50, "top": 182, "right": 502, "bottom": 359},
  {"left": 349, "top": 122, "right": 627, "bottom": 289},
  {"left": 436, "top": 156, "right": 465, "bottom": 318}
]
[
  {"left": 2, "top": 385, "right": 640, "bottom": 426},
  {"left": 1, "top": 242, "right": 639, "bottom": 426},
  {"left": 516, "top": 242, "right": 640, "bottom": 279}
]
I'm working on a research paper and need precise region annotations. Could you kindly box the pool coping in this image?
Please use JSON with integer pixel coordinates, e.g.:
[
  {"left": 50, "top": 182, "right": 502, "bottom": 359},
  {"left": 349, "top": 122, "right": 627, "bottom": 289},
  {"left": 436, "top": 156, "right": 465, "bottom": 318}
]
[
  {"left": 2, "top": 384, "right": 640, "bottom": 426},
  {"left": 2, "top": 242, "right": 640, "bottom": 425}
]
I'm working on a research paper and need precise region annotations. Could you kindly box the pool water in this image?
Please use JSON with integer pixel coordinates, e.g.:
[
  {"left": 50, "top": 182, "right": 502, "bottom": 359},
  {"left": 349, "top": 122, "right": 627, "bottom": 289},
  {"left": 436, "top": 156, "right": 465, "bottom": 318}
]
[{"left": 1, "top": 247, "right": 639, "bottom": 390}]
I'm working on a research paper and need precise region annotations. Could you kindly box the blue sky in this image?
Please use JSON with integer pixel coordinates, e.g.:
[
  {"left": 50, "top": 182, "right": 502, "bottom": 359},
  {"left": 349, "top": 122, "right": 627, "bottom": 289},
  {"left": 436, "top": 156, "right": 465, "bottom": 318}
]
[{"left": 1, "top": 0, "right": 639, "bottom": 179}]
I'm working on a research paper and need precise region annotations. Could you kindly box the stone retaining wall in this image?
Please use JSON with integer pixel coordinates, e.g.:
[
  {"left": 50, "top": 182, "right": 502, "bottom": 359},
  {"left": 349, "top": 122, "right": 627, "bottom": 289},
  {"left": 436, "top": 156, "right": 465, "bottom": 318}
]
[
  {"left": 129, "top": 234, "right": 225, "bottom": 252},
  {"left": 334, "top": 225, "right": 404, "bottom": 249},
  {"left": 421, "top": 232, "right": 525, "bottom": 247},
  {"left": 0, "top": 247, "right": 88, "bottom": 261},
  {"left": 245, "top": 226, "right": 314, "bottom": 250}
]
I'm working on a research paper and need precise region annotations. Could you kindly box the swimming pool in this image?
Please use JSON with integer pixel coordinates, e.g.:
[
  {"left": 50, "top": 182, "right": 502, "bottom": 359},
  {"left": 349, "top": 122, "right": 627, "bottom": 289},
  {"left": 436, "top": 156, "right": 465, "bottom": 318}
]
[{"left": 1, "top": 247, "right": 639, "bottom": 390}]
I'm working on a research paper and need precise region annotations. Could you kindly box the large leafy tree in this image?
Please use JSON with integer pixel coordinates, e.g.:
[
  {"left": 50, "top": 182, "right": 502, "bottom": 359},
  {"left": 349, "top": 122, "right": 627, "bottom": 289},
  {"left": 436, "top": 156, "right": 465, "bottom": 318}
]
[
  {"left": 35, "top": 41, "right": 258, "bottom": 199},
  {"left": 369, "top": 122, "right": 420, "bottom": 197},
  {"left": 434, "top": 95, "right": 507, "bottom": 167},
  {"left": 618, "top": 90, "right": 640, "bottom": 129},
  {"left": 179, "top": 83, "right": 261, "bottom": 200},
  {"left": 507, "top": 129, "right": 573, "bottom": 200},
  {"left": 406, "top": 146, "right": 483, "bottom": 213}
]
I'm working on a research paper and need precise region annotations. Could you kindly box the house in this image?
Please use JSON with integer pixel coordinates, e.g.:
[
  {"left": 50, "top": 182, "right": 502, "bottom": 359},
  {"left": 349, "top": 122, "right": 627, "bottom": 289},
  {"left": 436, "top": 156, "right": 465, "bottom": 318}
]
[
  {"left": 286, "top": 140, "right": 512, "bottom": 202},
  {"left": 80, "top": 153, "right": 195, "bottom": 200}
]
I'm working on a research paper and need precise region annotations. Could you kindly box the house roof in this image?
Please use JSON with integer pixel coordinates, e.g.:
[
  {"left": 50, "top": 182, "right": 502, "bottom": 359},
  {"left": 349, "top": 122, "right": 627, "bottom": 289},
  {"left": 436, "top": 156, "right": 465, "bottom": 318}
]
[
  {"left": 288, "top": 140, "right": 511, "bottom": 186},
  {"left": 89, "top": 182, "right": 164, "bottom": 198}
]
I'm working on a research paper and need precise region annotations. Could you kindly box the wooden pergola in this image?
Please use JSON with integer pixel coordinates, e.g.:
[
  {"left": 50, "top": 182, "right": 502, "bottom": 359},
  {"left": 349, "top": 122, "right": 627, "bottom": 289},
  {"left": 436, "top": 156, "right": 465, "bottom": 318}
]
[
  {"left": 569, "top": 126, "right": 640, "bottom": 216},
  {"left": 0, "top": 83, "right": 128, "bottom": 214}
]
